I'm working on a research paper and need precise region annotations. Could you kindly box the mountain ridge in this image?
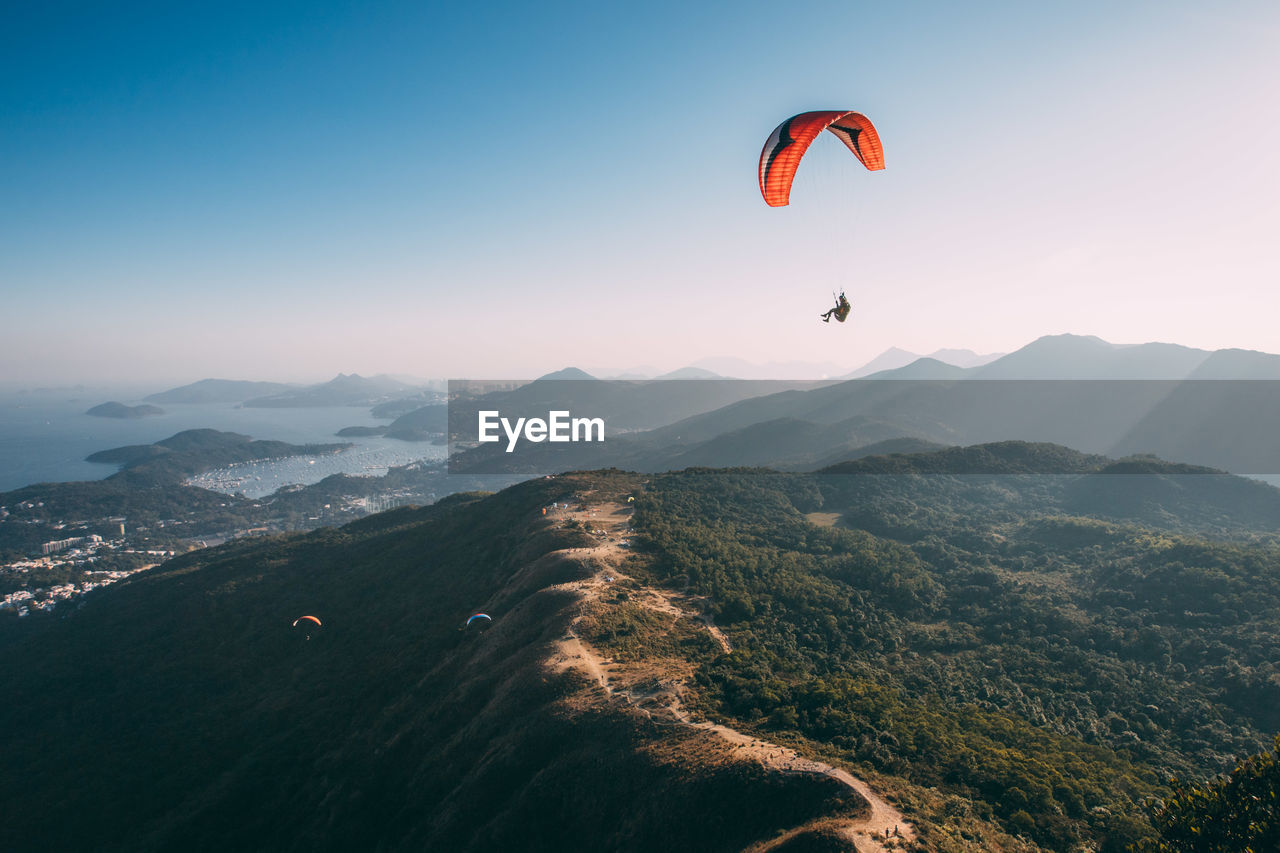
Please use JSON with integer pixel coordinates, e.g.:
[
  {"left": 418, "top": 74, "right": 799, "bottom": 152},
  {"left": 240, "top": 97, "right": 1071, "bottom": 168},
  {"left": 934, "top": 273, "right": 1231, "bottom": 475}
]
[{"left": 0, "top": 474, "right": 918, "bottom": 852}]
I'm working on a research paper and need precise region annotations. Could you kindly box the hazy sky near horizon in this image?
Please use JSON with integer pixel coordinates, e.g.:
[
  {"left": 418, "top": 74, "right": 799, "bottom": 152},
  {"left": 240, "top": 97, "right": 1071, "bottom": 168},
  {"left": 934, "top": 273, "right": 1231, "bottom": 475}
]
[{"left": 3, "top": 0, "right": 1278, "bottom": 385}]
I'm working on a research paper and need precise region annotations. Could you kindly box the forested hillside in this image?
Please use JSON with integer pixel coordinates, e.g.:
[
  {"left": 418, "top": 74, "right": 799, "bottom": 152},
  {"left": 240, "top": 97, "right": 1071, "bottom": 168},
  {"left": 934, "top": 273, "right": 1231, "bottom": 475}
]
[
  {"left": 4, "top": 447, "right": 1280, "bottom": 851},
  {"left": 626, "top": 456, "right": 1280, "bottom": 849}
]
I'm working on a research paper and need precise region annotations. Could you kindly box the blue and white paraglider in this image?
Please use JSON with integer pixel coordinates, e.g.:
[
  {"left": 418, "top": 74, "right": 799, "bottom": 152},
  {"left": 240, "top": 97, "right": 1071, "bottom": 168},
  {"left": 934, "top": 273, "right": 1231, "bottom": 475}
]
[{"left": 465, "top": 612, "right": 493, "bottom": 630}]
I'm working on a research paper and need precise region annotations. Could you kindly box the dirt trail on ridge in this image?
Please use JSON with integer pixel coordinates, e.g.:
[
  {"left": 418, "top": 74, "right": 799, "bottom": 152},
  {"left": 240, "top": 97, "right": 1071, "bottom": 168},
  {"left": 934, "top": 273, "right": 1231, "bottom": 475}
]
[{"left": 542, "top": 492, "right": 914, "bottom": 852}]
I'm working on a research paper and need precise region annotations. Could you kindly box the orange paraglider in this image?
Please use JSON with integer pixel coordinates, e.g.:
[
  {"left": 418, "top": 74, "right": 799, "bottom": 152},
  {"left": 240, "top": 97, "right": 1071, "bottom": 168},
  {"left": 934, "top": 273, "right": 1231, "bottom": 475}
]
[
  {"left": 292, "top": 615, "right": 322, "bottom": 639},
  {"left": 758, "top": 110, "right": 884, "bottom": 207}
]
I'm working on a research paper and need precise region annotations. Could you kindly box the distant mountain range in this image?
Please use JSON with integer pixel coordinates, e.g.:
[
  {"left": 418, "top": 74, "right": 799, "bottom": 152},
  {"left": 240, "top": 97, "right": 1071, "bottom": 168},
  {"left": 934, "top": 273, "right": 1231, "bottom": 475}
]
[
  {"left": 601, "top": 335, "right": 1280, "bottom": 381},
  {"left": 855, "top": 335, "right": 1280, "bottom": 381},
  {"left": 145, "top": 375, "right": 431, "bottom": 408},
  {"left": 686, "top": 357, "right": 851, "bottom": 379},
  {"left": 450, "top": 335, "right": 1280, "bottom": 476},
  {"left": 844, "top": 347, "right": 1003, "bottom": 378},
  {"left": 452, "top": 374, "right": 825, "bottom": 434},
  {"left": 143, "top": 334, "right": 1280, "bottom": 394},
  {"left": 243, "top": 373, "right": 422, "bottom": 408},
  {"left": 138, "top": 335, "right": 1280, "bottom": 476},
  {"left": 145, "top": 379, "right": 298, "bottom": 404},
  {"left": 584, "top": 350, "right": 1001, "bottom": 380}
]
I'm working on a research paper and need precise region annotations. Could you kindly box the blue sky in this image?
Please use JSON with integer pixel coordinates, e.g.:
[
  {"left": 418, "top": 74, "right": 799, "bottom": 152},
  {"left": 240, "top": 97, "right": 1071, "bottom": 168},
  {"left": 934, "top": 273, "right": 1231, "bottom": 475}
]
[{"left": 3, "top": 0, "right": 1278, "bottom": 383}]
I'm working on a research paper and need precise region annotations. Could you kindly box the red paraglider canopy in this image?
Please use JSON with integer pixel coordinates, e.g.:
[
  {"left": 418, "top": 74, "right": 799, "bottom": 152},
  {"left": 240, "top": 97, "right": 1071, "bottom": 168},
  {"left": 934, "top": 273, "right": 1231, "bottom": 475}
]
[{"left": 758, "top": 110, "right": 884, "bottom": 207}]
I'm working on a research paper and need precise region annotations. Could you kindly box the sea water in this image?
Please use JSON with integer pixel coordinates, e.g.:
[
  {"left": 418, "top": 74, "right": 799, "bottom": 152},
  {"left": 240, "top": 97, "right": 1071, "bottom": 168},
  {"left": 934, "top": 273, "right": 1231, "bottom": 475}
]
[{"left": 0, "top": 387, "right": 444, "bottom": 494}]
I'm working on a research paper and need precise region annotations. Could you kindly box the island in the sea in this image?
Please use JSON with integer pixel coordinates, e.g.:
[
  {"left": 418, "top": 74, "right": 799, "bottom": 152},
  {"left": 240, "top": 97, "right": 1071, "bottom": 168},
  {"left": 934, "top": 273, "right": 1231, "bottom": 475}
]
[
  {"left": 84, "top": 428, "right": 350, "bottom": 480},
  {"left": 86, "top": 401, "right": 166, "bottom": 419},
  {"left": 335, "top": 426, "right": 386, "bottom": 437}
]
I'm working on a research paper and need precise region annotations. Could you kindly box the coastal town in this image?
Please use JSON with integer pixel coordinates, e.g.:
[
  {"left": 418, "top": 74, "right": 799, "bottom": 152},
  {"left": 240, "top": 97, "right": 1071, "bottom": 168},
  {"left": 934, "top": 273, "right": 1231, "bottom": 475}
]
[
  {"left": 0, "top": 425, "right": 518, "bottom": 623},
  {"left": 0, "top": 483, "right": 433, "bottom": 620},
  {"left": 0, "top": 528, "right": 167, "bottom": 617}
]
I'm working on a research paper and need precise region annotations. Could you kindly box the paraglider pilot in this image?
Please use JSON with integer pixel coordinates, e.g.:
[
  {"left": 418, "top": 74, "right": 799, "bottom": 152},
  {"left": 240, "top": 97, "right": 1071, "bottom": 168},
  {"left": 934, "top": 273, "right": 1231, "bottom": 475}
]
[{"left": 821, "top": 291, "right": 851, "bottom": 323}]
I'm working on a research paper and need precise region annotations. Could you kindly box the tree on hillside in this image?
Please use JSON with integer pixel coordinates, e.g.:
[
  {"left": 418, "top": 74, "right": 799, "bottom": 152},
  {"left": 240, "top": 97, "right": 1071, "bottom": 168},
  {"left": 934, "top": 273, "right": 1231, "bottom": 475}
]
[{"left": 1139, "top": 736, "right": 1280, "bottom": 851}]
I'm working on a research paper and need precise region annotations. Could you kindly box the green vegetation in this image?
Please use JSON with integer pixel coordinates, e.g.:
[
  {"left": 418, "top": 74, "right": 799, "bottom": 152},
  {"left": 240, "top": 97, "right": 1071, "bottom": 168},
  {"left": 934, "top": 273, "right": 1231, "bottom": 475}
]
[
  {"left": 1138, "top": 736, "right": 1280, "bottom": 851},
  {"left": 579, "top": 602, "right": 722, "bottom": 664},
  {"left": 6, "top": 444, "right": 1280, "bottom": 851},
  {"left": 0, "top": 472, "right": 874, "bottom": 852},
  {"left": 626, "top": 463, "right": 1280, "bottom": 850}
]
